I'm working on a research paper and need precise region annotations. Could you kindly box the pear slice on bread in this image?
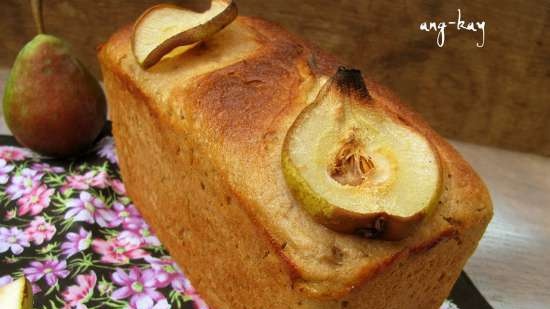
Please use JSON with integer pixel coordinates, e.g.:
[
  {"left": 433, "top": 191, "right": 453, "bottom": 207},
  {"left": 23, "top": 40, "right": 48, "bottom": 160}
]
[
  {"left": 282, "top": 68, "right": 442, "bottom": 240},
  {"left": 132, "top": 0, "right": 238, "bottom": 68}
]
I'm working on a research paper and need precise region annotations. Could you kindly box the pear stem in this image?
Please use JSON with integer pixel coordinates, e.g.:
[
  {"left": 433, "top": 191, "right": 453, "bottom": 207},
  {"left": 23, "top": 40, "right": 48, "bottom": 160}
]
[{"left": 30, "top": 0, "right": 45, "bottom": 34}]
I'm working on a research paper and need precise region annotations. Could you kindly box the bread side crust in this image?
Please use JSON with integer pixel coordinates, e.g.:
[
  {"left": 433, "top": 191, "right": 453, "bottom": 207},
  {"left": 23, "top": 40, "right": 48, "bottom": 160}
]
[{"left": 98, "top": 16, "right": 493, "bottom": 299}]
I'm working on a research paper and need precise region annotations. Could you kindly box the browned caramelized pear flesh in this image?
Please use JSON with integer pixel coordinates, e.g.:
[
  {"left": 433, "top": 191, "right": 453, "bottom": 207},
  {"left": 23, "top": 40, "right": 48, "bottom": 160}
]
[
  {"left": 282, "top": 68, "right": 442, "bottom": 240},
  {"left": 132, "top": 0, "right": 238, "bottom": 68}
]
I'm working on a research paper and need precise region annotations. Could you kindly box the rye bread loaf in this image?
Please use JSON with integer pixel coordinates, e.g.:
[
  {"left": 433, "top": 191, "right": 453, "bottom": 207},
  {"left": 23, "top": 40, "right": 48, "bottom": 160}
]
[{"left": 98, "top": 16, "right": 493, "bottom": 309}]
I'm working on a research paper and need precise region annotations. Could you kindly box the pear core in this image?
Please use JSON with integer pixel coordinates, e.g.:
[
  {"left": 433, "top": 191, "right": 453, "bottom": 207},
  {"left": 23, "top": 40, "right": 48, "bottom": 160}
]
[{"left": 329, "top": 133, "right": 374, "bottom": 186}]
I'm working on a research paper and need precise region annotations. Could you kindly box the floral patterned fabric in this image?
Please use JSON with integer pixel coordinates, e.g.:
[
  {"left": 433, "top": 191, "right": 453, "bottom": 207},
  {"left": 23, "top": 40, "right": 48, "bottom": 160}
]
[{"left": 0, "top": 135, "right": 460, "bottom": 309}]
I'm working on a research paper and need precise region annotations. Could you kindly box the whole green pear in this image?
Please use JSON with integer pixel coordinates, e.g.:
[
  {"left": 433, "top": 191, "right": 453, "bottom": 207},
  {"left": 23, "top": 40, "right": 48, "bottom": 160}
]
[{"left": 3, "top": 34, "right": 106, "bottom": 157}]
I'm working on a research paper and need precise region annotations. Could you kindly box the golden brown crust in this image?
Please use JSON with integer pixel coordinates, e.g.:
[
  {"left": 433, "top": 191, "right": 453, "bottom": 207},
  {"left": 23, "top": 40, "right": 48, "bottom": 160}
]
[{"left": 98, "top": 16, "right": 492, "bottom": 303}]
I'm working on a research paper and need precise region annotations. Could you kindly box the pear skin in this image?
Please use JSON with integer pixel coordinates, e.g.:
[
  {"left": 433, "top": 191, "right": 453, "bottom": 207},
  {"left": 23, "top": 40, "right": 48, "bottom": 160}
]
[{"left": 3, "top": 34, "right": 106, "bottom": 157}]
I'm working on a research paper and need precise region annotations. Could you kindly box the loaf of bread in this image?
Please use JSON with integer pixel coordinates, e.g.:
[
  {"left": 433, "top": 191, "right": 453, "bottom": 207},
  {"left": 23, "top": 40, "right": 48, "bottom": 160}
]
[{"left": 98, "top": 16, "right": 492, "bottom": 309}]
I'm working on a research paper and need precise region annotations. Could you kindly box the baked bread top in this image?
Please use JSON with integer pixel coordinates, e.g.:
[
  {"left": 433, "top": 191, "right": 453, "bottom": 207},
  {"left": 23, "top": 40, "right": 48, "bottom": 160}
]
[{"left": 98, "top": 16, "right": 493, "bottom": 299}]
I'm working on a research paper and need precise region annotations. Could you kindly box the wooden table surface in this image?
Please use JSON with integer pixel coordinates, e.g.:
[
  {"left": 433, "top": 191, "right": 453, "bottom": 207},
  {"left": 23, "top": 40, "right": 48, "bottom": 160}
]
[{"left": 0, "top": 69, "right": 548, "bottom": 309}]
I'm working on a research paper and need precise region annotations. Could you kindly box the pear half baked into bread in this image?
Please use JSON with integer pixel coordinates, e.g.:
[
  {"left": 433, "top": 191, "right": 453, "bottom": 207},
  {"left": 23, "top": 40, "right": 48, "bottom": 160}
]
[{"left": 98, "top": 13, "right": 492, "bottom": 309}]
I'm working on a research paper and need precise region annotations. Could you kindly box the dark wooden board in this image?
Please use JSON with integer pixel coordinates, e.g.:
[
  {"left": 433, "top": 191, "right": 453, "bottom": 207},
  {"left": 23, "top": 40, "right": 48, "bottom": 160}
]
[{"left": 1, "top": 0, "right": 549, "bottom": 155}]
